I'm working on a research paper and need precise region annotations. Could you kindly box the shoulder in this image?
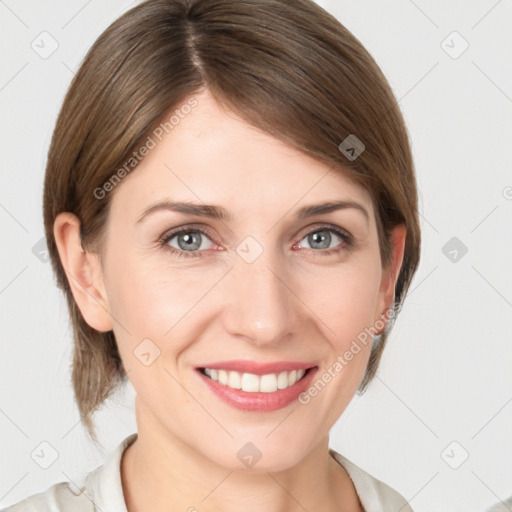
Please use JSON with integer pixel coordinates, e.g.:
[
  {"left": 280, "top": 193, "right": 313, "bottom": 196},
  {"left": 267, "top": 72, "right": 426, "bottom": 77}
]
[
  {"left": 330, "top": 449, "right": 414, "bottom": 512},
  {"left": 1, "top": 433, "right": 137, "bottom": 512},
  {"left": 0, "top": 480, "right": 94, "bottom": 512}
]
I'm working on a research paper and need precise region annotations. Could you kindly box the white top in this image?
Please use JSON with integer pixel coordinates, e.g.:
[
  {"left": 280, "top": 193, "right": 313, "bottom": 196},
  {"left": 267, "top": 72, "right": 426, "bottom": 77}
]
[{"left": 2, "top": 433, "right": 413, "bottom": 512}]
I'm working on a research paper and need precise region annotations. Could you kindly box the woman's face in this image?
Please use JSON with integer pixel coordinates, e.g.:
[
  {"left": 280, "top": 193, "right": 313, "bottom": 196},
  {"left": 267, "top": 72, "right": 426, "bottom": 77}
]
[{"left": 94, "top": 89, "right": 402, "bottom": 471}]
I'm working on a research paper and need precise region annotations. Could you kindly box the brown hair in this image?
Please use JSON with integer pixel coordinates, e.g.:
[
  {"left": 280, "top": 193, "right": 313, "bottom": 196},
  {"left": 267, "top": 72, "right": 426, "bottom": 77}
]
[{"left": 43, "top": 0, "right": 421, "bottom": 443}]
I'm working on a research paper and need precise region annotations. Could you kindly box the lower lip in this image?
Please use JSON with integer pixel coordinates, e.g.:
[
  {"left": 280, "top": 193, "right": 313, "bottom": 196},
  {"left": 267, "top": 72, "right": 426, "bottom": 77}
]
[{"left": 197, "top": 368, "right": 318, "bottom": 412}]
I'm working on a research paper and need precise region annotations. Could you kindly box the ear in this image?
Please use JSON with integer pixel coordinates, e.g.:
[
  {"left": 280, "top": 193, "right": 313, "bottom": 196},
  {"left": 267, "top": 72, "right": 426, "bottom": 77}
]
[
  {"left": 53, "top": 212, "right": 113, "bottom": 332},
  {"left": 374, "top": 224, "right": 407, "bottom": 332}
]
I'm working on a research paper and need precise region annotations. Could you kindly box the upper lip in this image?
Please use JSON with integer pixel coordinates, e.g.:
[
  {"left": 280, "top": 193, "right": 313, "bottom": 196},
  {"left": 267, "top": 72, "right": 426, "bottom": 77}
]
[{"left": 196, "top": 360, "right": 317, "bottom": 375}]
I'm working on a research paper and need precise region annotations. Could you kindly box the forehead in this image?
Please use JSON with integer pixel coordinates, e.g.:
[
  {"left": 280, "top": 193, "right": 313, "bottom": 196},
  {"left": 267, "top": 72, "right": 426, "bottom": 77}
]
[{"left": 109, "top": 90, "right": 374, "bottom": 221}]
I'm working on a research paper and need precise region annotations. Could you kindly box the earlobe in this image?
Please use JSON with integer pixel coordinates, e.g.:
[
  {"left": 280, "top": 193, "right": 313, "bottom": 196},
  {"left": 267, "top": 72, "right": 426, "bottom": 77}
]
[
  {"left": 375, "top": 224, "right": 407, "bottom": 331},
  {"left": 53, "top": 212, "right": 113, "bottom": 332}
]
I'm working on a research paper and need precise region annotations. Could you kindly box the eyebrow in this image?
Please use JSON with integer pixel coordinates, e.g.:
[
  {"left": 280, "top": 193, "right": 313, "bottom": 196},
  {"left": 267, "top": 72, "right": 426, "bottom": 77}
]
[{"left": 136, "top": 200, "right": 370, "bottom": 224}]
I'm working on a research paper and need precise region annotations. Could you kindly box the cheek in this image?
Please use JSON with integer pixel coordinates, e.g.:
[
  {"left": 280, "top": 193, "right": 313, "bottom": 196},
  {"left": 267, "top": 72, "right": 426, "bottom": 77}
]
[
  {"left": 103, "top": 254, "right": 226, "bottom": 354},
  {"left": 291, "top": 260, "right": 381, "bottom": 427},
  {"left": 303, "top": 257, "right": 382, "bottom": 350}
]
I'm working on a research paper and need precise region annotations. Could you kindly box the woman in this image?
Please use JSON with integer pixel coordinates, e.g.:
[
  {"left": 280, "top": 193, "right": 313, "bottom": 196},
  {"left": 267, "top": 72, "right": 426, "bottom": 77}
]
[{"left": 3, "top": 0, "right": 421, "bottom": 510}]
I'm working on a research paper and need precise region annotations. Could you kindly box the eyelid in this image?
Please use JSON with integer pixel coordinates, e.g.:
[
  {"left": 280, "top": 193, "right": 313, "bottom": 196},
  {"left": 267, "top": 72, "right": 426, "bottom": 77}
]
[
  {"left": 158, "top": 223, "right": 218, "bottom": 244},
  {"left": 297, "top": 222, "right": 353, "bottom": 243}
]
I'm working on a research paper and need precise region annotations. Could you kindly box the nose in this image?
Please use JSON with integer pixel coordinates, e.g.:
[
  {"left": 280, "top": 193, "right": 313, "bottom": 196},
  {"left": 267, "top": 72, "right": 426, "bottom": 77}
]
[{"left": 221, "top": 249, "right": 300, "bottom": 348}]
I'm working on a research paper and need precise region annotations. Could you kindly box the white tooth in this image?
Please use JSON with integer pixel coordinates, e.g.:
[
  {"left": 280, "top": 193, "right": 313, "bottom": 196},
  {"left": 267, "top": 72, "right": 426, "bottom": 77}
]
[
  {"left": 241, "top": 373, "right": 260, "bottom": 392},
  {"left": 260, "top": 373, "right": 278, "bottom": 393},
  {"left": 206, "top": 368, "right": 306, "bottom": 392},
  {"left": 277, "top": 371, "right": 289, "bottom": 389},
  {"left": 228, "top": 371, "right": 242, "bottom": 389},
  {"left": 218, "top": 370, "right": 228, "bottom": 385}
]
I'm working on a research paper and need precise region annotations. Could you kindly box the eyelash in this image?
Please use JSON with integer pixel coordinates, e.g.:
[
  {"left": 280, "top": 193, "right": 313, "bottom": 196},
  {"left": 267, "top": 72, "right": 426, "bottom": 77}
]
[{"left": 158, "top": 223, "right": 354, "bottom": 259}]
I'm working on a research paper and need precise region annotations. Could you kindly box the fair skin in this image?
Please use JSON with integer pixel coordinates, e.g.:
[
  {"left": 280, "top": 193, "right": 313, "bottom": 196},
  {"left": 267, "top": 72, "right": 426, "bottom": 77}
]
[{"left": 54, "top": 89, "right": 405, "bottom": 512}]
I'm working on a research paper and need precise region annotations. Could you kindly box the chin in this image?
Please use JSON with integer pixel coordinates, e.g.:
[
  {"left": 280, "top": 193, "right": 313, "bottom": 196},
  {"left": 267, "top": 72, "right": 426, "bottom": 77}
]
[{"left": 193, "top": 431, "right": 318, "bottom": 473}]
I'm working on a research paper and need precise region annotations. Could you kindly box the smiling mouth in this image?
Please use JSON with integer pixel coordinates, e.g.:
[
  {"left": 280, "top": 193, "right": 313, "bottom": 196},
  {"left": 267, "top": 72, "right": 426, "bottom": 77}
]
[{"left": 198, "top": 367, "right": 313, "bottom": 393}]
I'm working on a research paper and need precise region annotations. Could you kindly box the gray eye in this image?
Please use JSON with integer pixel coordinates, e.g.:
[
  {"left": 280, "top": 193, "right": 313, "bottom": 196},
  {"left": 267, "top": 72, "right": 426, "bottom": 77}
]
[
  {"left": 168, "top": 231, "right": 213, "bottom": 252},
  {"left": 301, "top": 229, "right": 342, "bottom": 250}
]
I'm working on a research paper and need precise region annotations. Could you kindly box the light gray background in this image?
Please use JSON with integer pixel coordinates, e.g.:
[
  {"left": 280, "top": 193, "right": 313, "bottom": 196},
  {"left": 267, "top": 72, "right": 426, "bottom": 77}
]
[{"left": 1, "top": 1, "right": 511, "bottom": 511}]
